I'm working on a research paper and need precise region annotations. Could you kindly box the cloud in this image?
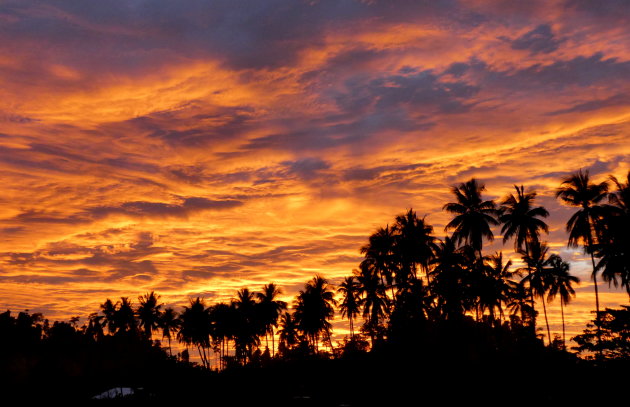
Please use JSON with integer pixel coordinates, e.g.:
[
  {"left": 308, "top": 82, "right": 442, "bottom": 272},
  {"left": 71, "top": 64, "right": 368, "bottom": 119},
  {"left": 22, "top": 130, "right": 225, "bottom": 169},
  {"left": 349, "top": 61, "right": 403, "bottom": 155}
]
[
  {"left": 88, "top": 197, "right": 243, "bottom": 220},
  {"left": 281, "top": 158, "right": 331, "bottom": 180},
  {"left": 545, "top": 93, "right": 630, "bottom": 115},
  {"left": 335, "top": 69, "right": 480, "bottom": 114},
  {"left": 508, "top": 24, "right": 564, "bottom": 54}
]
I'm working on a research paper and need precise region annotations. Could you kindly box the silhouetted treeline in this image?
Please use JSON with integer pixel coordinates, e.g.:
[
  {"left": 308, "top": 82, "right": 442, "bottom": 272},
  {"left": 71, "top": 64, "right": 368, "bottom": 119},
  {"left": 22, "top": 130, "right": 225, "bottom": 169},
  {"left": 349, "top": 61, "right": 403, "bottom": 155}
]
[{"left": 1, "top": 169, "right": 628, "bottom": 403}]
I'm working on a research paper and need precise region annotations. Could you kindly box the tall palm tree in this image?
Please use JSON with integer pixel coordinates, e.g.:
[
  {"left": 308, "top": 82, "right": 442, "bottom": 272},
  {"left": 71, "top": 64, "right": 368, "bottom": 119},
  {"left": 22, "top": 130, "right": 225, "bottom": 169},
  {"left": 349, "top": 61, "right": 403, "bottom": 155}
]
[
  {"left": 233, "top": 288, "right": 262, "bottom": 363},
  {"left": 393, "top": 209, "right": 437, "bottom": 290},
  {"left": 556, "top": 169, "right": 608, "bottom": 325},
  {"left": 499, "top": 185, "right": 549, "bottom": 329},
  {"left": 208, "top": 302, "right": 234, "bottom": 369},
  {"left": 278, "top": 312, "right": 299, "bottom": 352},
  {"left": 443, "top": 178, "right": 499, "bottom": 258},
  {"left": 356, "top": 266, "right": 389, "bottom": 346},
  {"left": 598, "top": 171, "right": 630, "bottom": 298},
  {"left": 337, "top": 276, "right": 361, "bottom": 340},
  {"left": 546, "top": 254, "right": 580, "bottom": 349},
  {"left": 480, "top": 252, "right": 516, "bottom": 324},
  {"left": 137, "top": 291, "right": 162, "bottom": 340},
  {"left": 294, "top": 276, "right": 336, "bottom": 353},
  {"left": 159, "top": 307, "right": 179, "bottom": 356},
  {"left": 506, "top": 280, "right": 534, "bottom": 328},
  {"left": 360, "top": 225, "right": 397, "bottom": 300},
  {"left": 499, "top": 185, "right": 549, "bottom": 251},
  {"left": 256, "top": 283, "right": 287, "bottom": 356},
  {"left": 84, "top": 312, "right": 105, "bottom": 341},
  {"left": 100, "top": 299, "right": 117, "bottom": 335},
  {"left": 178, "top": 297, "right": 212, "bottom": 368},
  {"left": 520, "top": 241, "right": 554, "bottom": 345},
  {"left": 429, "top": 236, "right": 470, "bottom": 321},
  {"left": 115, "top": 297, "right": 137, "bottom": 336}
]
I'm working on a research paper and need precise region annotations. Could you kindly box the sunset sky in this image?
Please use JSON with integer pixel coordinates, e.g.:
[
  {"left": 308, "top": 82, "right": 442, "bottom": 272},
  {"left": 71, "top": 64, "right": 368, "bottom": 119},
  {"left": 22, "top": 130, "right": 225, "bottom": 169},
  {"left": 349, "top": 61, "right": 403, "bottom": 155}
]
[{"left": 0, "top": 0, "right": 629, "bottom": 342}]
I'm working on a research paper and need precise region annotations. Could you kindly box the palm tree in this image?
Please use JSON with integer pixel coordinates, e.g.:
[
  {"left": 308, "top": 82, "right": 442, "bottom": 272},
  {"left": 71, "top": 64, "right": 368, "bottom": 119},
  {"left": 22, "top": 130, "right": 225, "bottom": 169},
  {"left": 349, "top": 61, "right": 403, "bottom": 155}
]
[
  {"left": 443, "top": 178, "right": 499, "bottom": 258},
  {"left": 278, "top": 312, "right": 299, "bottom": 352},
  {"left": 546, "top": 254, "right": 580, "bottom": 349},
  {"left": 294, "top": 276, "right": 336, "bottom": 353},
  {"left": 137, "top": 291, "right": 162, "bottom": 340},
  {"left": 115, "top": 297, "right": 137, "bottom": 336},
  {"left": 256, "top": 283, "right": 287, "bottom": 356},
  {"left": 84, "top": 312, "right": 104, "bottom": 341},
  {"left": 337, "top": 276, "right": 361, "bottom": 340},
  {"left": 355, "top": 266, "right": 389, "bottom": 346},
  {"left": 393, "top": 209, "right": 437, "bottom": 290},
  {"left": 506, "top": 280, "right": 534, "bottom": 328},
  {"left": 520, "top": 241, "right": 554, "bottom": 345},
  {"left": 598, "top": 171, "right": 630, "bottom": 298},
  {"left": 429, "top": 236, "right": 470, "bottom": 320},
  {"left": 159, "top": 307, "right": 179, "bottom": 356},
  {"left": 480, "top": 252, "right": 516, "bottom": 324},
  {"left": 360, "top": 225, "right": 397, "bottom": 301},
  {"left": 556, "top": 169, "right": 608, "bottom": 325},
  {"left": 233, "top": 288, "right": 262, "bottom": 363},
  {"left": 208, "top": 302, "right": 235, "bottom": 369},
  {"left": 499, "top": 185, "right": 549, "bottom": 330},
  {"left": 499, "top": 185, "right": 550, "bottom": 252},
  {"left": 178, "top": 297, "right": 212, "bottom": 368},
  {"left": 100, "top": 299, "right": 117, "bottom": 335}
]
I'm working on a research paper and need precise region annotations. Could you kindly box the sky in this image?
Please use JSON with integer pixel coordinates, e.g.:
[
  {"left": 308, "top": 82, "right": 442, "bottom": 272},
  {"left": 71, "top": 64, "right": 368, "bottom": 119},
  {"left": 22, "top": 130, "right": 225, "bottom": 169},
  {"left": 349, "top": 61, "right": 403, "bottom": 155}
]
[{"left": 0, "top": 0, "right": 629, "bottom": 343}]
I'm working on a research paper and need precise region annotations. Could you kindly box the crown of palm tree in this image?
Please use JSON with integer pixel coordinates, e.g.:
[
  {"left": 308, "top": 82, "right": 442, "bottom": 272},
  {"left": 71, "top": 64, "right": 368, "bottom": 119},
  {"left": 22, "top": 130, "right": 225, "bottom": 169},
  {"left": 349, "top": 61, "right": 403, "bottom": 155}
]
[
  {"left": 393, "top": 209, "right": 437, "bottom": 285},
  {"left": 555, "top": 169, "right": 609, "bottom": 250},
  {"left": 499, "top": 185, "right": 549, "bottom": 251},
  {"left": 137, "top": 291, "right": 162, "bottom": 338},
  {"left": 337, "top": 276, "right": 361, "bottom": 321},
  {"left": 546, "top": 255, "right": 580, "bottom": 305},
  {"left": 443, "top": 178, "right": 499, "bottom": 254},
  {"left": 294, "top": 276, "right": 336, "bottom": 348}
]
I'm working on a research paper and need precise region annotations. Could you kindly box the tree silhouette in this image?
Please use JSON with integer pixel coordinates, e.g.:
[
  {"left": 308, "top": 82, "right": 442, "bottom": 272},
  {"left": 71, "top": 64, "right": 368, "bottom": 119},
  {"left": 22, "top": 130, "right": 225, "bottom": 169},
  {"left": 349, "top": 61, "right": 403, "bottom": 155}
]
[
  {"left": 294, "top": 276, "right": 336, "bottom": 353},
  {"left": 256, "top": 283, "right": 287, "bottom": 356},
  {"left": 159, "top": 307, "right": 179, "bottom": 356},
  {"left": 598, "top": 171, "right": 630, "bottom": 298},
  {"left": 178, "top": 297, "right": 212, "bottom": 368},
  {"left": 360, "top": 225, "right": 397, "bottom": 302},
  {"left": 478, "top": 252, "right": 515, "bottom": 324},
  {"left": 443, "top": 178, "right": 499, "bottom": 258},
  {"left": 546, "top": 254, "right": 579, "bottom": 349},
  {"left": 137, "top": 291, "right": 162, "bottom": 340},
  {"left": 499, "top": 185, "right": 549, "bottom": 332},
  {"left": 232, "top": 288, "right": 262, "bottom": 363},
  {"left": 393, "top": 209, "right": 437, "bottom": 291},
  {"left": 100, "top": 298, "right": 117, "bottom": 335},
  {"left": 116, "top": 297, "right": 137, "bottom": 336},
  {"left": 278, "top": 311, "right": 299, "bottom": 352},
  {"left": 429, "top": 236, "right": 470, "bottom": 320},
  {"left": 521, "top": 241, "right": 554, "bottom": 345},
  {"left": 356, "top": 266, "right": 388, "bottom": 346},
  {"left": 556, "top": 169, "right": 608, "bottom": 341},
  {"left": 337, "top": 276, "right": 361, "bottom": 340},
  {"left": 499, "top": 185, "right": 549, "bottom": 251}
]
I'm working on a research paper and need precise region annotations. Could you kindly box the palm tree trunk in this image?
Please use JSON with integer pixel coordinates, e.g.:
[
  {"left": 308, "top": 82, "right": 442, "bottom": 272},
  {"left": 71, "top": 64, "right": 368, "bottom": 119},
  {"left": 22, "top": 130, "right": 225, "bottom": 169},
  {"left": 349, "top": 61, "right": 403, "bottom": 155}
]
[
  {"left": 561, "top": 300, "right": 566, "bottom": 350},
  {"left": 167, "top": 336, "right": 172, "bottom": 357},
  {"left": 349, "top": 315, "right": 354, "bottom": 340},
  {"left": 541, "top": 297, "right": 551, "bottom": 346},
  {"left": 271, "top": 328, "right": 275, "bottom": 357},
  {"left": 524, "top": 240, "right": 536, "bottom": 337},
  {"left": 197, "top": 345, "right": 206, "bottom": 368},
  {"left": 590, "top": 252, "right": 602, "bottom": 352}
]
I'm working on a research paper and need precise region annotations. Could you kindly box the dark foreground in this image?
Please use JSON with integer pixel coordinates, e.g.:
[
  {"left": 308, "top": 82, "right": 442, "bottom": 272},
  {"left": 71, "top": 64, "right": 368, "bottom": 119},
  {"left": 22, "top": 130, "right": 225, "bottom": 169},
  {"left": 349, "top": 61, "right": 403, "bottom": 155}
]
[{"left": 2, "top": 339, "right": 627, "bottom": 405}]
